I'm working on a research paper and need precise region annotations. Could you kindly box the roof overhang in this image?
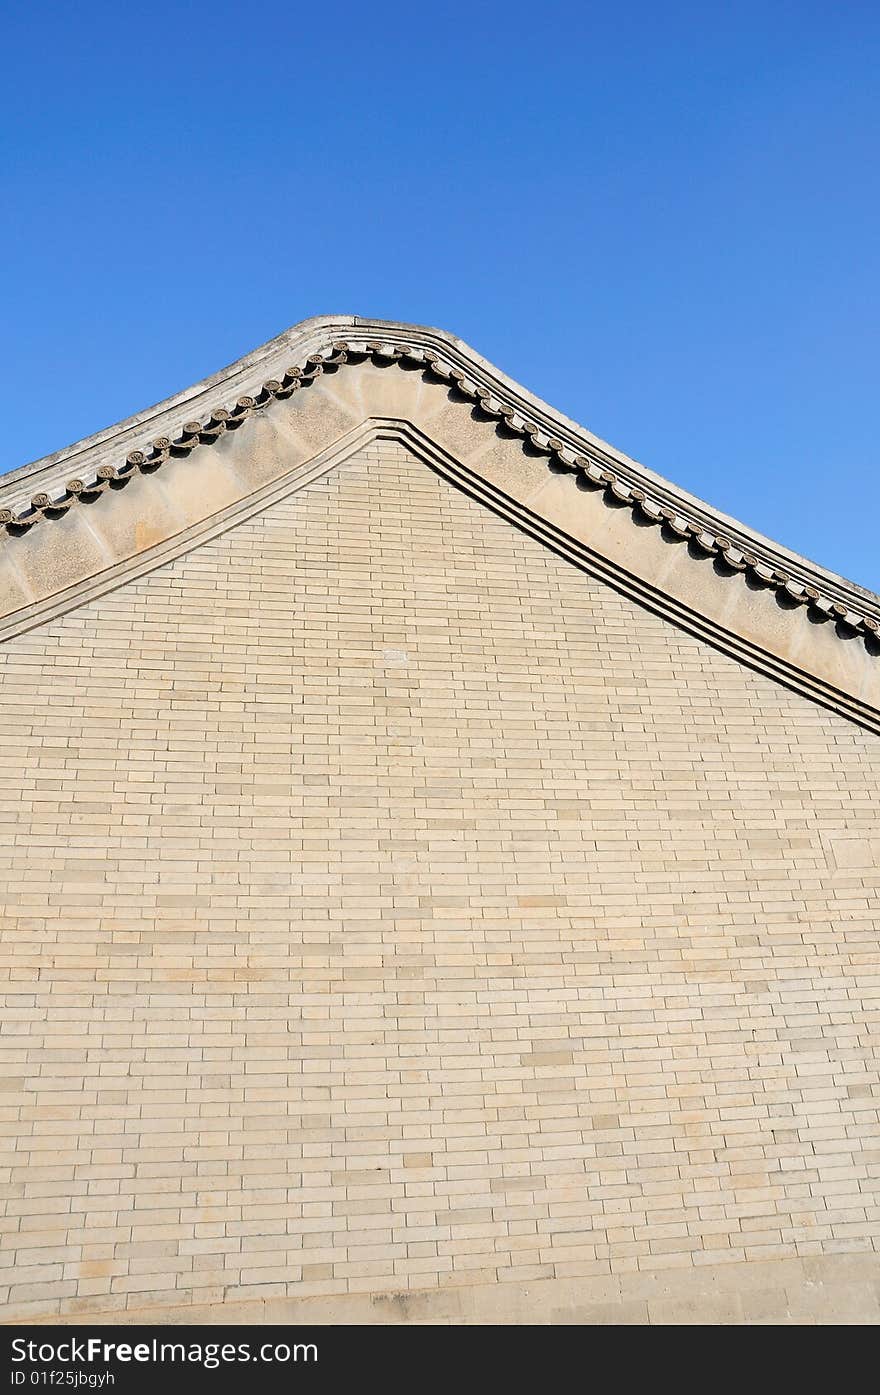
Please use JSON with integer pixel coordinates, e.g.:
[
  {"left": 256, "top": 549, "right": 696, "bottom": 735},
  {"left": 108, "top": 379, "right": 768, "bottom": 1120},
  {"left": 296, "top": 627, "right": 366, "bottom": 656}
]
[{"left": 2, "top": 315, "right": 879, "bottom": 732}]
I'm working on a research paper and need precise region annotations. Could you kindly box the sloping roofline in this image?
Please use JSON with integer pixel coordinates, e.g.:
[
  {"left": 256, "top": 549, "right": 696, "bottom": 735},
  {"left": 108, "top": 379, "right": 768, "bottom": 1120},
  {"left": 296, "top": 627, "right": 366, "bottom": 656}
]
[{"left": 1, "top": 315, "right": 878, "bottom": 730}]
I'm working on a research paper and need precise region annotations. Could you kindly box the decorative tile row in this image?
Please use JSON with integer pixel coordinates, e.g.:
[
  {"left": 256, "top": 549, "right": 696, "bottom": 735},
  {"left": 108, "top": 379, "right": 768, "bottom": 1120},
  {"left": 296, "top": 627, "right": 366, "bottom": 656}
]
[{"left": 1, "top": 340, "right": 877, "bottom": 642}]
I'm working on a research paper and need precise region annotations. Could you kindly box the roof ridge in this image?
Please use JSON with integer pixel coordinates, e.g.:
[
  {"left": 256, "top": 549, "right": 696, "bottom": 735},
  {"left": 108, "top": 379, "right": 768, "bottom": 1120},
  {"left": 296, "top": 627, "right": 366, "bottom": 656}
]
[{"left": 2, "top": 328, "right": 878, "bottom": 644}]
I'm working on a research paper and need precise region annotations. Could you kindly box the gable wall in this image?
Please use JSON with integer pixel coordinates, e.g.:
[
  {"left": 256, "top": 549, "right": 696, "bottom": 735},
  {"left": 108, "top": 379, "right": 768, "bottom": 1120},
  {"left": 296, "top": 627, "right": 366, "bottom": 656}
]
[{"left": 2, "top": 441, "right": 879, "bottom": 1323}]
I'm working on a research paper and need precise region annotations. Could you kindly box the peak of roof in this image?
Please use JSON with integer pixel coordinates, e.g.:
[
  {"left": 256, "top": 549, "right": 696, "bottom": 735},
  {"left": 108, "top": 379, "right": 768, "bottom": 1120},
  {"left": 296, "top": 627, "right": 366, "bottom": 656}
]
[{"left": 1, "top": 316, "right": 878, "bottom": 732}]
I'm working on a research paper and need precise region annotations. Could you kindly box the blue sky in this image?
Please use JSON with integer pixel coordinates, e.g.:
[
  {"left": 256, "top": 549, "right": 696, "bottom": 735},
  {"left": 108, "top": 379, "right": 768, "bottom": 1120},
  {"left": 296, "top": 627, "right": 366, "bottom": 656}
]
[{"left": 2, "top": 2, "right": 878, "bottom": 590}]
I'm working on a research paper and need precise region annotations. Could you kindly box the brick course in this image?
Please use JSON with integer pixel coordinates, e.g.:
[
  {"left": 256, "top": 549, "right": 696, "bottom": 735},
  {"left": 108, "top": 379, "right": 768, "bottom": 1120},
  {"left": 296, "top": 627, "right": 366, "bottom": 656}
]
[{"left": 1, "top": 441, "right": 878, "bottom": 1321}]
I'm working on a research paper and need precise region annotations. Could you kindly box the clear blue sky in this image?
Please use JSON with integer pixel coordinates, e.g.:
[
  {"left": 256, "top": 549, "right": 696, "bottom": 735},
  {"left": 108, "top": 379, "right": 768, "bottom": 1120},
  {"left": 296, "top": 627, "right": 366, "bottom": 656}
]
[{"left": 2, "top": 2, "right": 878, "bottom": 590}]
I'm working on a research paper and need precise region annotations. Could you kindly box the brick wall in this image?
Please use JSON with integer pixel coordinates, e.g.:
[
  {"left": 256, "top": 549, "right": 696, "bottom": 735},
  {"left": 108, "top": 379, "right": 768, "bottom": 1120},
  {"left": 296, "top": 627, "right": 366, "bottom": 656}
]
[{"left": 1, "top": 441, "right": 878, "bottom": 1321}]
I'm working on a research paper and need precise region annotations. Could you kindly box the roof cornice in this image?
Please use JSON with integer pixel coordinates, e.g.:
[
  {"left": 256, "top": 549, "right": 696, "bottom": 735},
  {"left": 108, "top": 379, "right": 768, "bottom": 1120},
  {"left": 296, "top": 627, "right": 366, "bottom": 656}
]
[{"left": 1, "top": 315, "right": 878, "bottom": 730}]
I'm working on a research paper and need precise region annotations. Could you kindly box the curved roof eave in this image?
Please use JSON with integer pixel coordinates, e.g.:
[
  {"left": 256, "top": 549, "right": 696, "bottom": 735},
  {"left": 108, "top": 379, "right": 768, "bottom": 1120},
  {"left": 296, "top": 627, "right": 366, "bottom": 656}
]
[{"left": 1, "top": 315, "right": 878, "bottom": 731}]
